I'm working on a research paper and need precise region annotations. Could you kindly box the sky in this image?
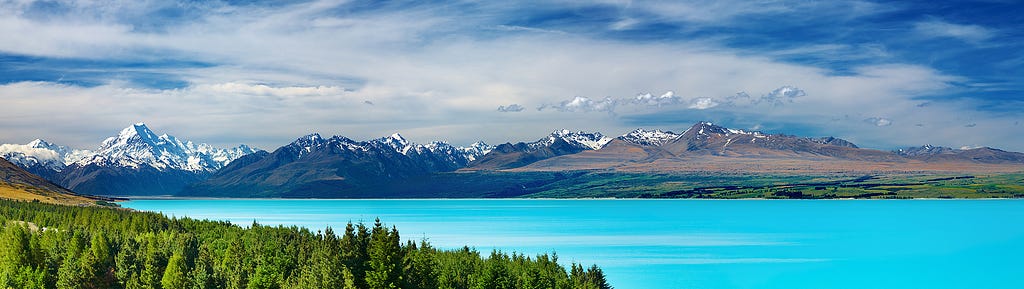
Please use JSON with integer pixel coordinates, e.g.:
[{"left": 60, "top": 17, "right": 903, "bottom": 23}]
[{"left": 0, "top": 0, "right": 1022, "bottom": 152}]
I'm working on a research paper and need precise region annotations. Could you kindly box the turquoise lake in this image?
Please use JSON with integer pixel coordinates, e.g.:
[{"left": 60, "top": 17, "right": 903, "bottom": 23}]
[{"left": 123, "top": 199, "right": 1024, "bottom": 289}]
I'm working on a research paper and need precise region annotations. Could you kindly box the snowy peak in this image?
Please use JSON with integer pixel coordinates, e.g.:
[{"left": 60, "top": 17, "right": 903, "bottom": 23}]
[
  {"left": 895, "top": 145, "right": 957, "bottom": 157},
  {"left": 375, "top": 133, "right": 411, "bottom": 153},
  {"left": 101, "top": 123, "right": 160, "bottom": 150},
  {"left": 537, "top": 130, "right": 612, "bottom": 150},
  {"left": 284, "top": 132, "right": 494, "bottom": 165},
  {"left": 682, "top": 122, "right": 732, "bottom": 137},
  {"left": 0, "top": 142, "right": 66, "bottom": 172},
  {"left": 291, "top": 133, "right": 327, "bottom": 149},
  {"left": 0, "top": 139, "right": 95, "bottom": 173},
  {"left": 813, "top": 137, "right": 858, "bottom": 148},
  {"left": 618, "top": 129, "right": 681, "bottom": 146},
  {"left": 74, "top": 123, "right": 262, "bottom": 172},
  {"left": 463, "top": 141, "right": 493, "bottom": 159},
  {"left": 28, "top": 139, "right": 55, "bottom": 149}
]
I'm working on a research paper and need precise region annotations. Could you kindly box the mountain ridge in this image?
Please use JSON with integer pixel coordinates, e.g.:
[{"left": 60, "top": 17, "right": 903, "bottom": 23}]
[
  {"left": 182, "top": 132, "right": 494, "bottom": 197},
  {"left": 0, "top": 123, "right": 260, "bottom": 196},
  {"left": 5, "top": 121, "right": 1023, "bottom": 197}
]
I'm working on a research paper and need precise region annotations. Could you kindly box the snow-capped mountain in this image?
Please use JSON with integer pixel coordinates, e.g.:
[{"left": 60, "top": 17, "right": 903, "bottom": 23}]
[
  {"left": 618, "top": 129, "right": 681, "bottom": 146},
  {"left": 0, "top": 139, "right": 93, "bottom": 172},
  {"left": 894, "top": 145, "right": 1024, "bottom": 163},
  {"left": 185, "top": 132, "right": 495, "bottom": 197},
  {"left": 666, "top": 121, "right": 893, "bottom": 160},
  {"left": 81, "top": 123, "right": 258, "bottom": 172},
  {"left": 531, "top": 130, "right": 612, "bottom": 151},
  {"left": 895, "top": 145, "right": 957, "bottom": 157},
  {"left": 0, "top": 123, "right": 261, "bottom": 196},
  {"left": 468, "top": 129, "right": 611, "bottom": 170},
  {"left": 369, "top": 133, "right": 492, "bottom": 164},
  {"left": 459, "top": 141, "right": 494, "bottom": 162},
  {"left": 1, "top": 123, "right": 256, "bottom": 174}
]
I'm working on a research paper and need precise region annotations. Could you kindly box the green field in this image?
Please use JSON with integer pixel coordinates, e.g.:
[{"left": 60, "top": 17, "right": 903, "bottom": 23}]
[
  {"left": 517, "top": 172, "right": 1024, "bottom": 199},
  {"left": 184, "top": 169, "right": 1024, "bottom": 199}
]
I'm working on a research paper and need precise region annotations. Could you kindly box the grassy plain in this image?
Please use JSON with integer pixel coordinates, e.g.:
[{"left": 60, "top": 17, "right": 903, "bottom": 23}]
[{"left": 519, "top": 172, "right": 1024, "bottom": 199}]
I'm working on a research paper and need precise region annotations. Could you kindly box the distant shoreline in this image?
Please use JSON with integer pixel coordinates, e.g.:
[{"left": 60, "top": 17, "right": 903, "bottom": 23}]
[{"left": 119, "top": 196, "right": 1024, "bottom": 201}]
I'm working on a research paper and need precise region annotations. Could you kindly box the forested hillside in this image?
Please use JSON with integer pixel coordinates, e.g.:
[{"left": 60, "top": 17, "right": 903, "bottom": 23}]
[{"left": 0, "top": 199, "right": 611, "bottom": 289}]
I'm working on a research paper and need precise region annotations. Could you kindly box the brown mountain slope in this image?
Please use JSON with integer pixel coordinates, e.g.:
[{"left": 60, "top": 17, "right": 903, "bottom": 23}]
[
  {"left": 497, "top": 122, "right": 1024, "bottom": 174},
  {"left": 0, "top": 158, "right": 103, "bottom": 205}
]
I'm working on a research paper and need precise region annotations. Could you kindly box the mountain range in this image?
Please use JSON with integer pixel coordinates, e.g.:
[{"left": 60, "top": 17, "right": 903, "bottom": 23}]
[
  {"left": 182, "top": 132, "right": 493, "bottom": 197},
  {"left": 0, "top": 123, "right": 493, "bottom": 196},
  {"left": 461, "top": 121, "right": 1024, "bottom": 173},
  {"left": 0, "top": 123, "right": 258, "bottom": 196},
  {"left": 3, "top": 121, "right": 1023, "bottom": 198}
]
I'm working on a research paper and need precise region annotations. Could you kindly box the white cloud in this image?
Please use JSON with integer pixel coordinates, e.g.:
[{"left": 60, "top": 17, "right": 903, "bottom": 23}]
[
  {"left": 914, "top": 19, "right": 994, "bottom": 43},
  {"left": 497, "top": 104, "right": 525, "bottom": 112},
  {"left": 196, "top": 82, "right": 347, "bottom": 98},
  {"left": 0, "top": 1, "right": 1019, "bottom": 151},
  {"left": 540, "top": 96, "right": 617, "bottom": 113},
  {"left": 760, "top": 85, "right": 806, "bottom": 105},
  {"left": 864, "top": 117, "right": 893, "bottom": 127},
  {"left": 688, "top": 97, "right": 719, "bottom": 110},
  {"left": 631, "top": 91, "right": 684, "bottom": 106}
]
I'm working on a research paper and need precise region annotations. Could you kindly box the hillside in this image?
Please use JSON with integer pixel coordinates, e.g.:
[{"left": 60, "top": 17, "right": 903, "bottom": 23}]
[
  {"left": 0, "top": 158, "right": 109, "bottom": 206},
  {"left": 506, "top": 122, "right": 1024, "bottom": 174}
]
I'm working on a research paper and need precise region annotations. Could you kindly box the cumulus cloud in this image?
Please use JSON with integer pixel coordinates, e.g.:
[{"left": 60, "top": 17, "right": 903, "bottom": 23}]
[
  {"left": 631, "top": 91, "right": 684, "bottom": 106},
  {"left": 540, "top": 96, "right": 617, "bottom": 113},
  {"left": 864, "top": 117, "right": 893, "bottom": 127},
  {"left": 497, "top": 104, "right": 525, "bottom": 112},
  {"left": 541, "top": 85, "right": 806, "bottom": 114},
  {"left": 688, "top": 98, "right": 719, "bottom": 110},
  {"left": 0, "top": 1, "right": 1019, "bottom": 151},
  {"left": 760, "top": 86, "right": 806, "bottom": 105}
]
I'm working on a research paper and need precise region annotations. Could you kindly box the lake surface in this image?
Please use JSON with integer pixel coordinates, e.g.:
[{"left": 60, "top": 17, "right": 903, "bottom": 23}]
[{"left": 123, "top": 199, "right": 1024, "bottom": 289}]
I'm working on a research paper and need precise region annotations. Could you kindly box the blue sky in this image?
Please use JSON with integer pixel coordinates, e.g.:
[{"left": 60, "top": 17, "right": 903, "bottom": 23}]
[{"left": 0, "top": 0, "right": 1021, "bottom": 151}]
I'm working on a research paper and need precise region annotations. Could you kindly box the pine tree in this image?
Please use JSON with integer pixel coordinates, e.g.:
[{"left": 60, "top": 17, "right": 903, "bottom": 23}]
[
  {"left": 340, "top": 222, "right": 370, "bottom": 289},
  {"left": 480, "top": 251, "right": 513, "bottom": 289},
  {"left": 56, "top": 250, "right": 85, "bottom": 289},
  {"left": 366, "top": 220, "right": 402, "bottom": 289},
  {"left": 189, "top": 249, "right": 216, "bottom": 289},
  {"left": 140, "top": 235, "right": 166, "bottom": 289},
  {"left": 115, "top": 238, "right": 140, "bottom": 289},
  {"left": 162, "top": 251, "right": 188, "bottom": 289},
  {"left": 0, "top": 225, "right": 31, "bottom": 288},
  {"left": 85, "top": 232, "right": 116, "bottom": 289},
  {"left": 404, "top": 240, "right": 438, "bottom": 289}
]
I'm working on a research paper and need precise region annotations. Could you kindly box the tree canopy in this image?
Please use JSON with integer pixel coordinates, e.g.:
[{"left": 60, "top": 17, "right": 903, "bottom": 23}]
[{"left": 0, "top": 199, "right": 611, "bottom": 289}]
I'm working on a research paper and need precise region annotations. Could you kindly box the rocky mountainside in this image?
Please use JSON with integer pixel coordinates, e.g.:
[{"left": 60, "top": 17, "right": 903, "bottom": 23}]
[
  {"left": 182, "top": 133, "right": 492, "bottom": 197},
  {"left": 657, "top": 122, "right": 900, "bottom": 161},
  {"left": 486, "top": 122, "right": 1024, "bottom": 172},
  {"left": 468, "top": 130, "right": 611, "bottom": 170},
  {"left": 896, "top": 145, "right": 1024, "bottom": 163},
  {"left": 0, "top": 123, "right": 259, "bottom": 196}
]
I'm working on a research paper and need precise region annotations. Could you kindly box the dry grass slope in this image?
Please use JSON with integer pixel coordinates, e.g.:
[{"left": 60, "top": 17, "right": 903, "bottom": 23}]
[{"left": 0, "top": 182, "right": 98, "bottom": 206}]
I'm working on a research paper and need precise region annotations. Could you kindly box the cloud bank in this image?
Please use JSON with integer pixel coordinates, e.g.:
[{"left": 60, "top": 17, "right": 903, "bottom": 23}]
[{"left": 0, "top": 0, "right": 1019, "bottom": 152}]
